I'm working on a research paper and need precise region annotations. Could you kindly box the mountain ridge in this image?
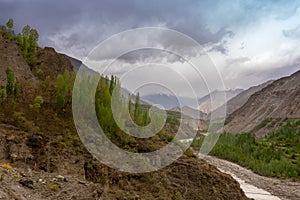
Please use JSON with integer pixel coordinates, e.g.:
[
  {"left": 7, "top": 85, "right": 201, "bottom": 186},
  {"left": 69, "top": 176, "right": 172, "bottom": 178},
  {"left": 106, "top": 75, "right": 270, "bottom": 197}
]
[{"left": 224, "top": 69, "right": 300, "bottom": 136}]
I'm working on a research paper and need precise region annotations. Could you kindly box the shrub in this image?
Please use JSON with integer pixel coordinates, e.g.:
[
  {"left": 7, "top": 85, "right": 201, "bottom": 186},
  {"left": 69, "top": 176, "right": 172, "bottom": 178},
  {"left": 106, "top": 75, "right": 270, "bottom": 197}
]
[
  {"left": 36, "top": 69, "right": 44, "bottom": 80},
  {"left": 12, "top": 112, "right": 32, "bottom": 131},
  {"left": 171, "top": 191, "right": 183, "bottom": 200},
  {"left": 49, "top": 183, "right": 60, "bottom": 190},
  {"left": 184, "top": 148, "right": 195, "bottom": 157}
]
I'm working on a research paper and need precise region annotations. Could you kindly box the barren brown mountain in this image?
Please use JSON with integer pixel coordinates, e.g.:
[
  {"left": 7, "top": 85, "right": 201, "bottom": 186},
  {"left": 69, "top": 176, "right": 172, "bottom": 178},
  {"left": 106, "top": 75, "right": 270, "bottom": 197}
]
[{"left": 224, "top": 70, "right": 300, "bottom": 136}]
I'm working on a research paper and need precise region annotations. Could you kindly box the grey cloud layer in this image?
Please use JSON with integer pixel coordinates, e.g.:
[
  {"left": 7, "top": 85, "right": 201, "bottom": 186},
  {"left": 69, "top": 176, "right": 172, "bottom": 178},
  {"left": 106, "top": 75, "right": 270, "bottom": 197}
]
[
  {"left": 1, "top": 0, "right": 300, "bottom": 94},
  {"left": 0, "top": 0, "right": 234, "bottom": 58}
]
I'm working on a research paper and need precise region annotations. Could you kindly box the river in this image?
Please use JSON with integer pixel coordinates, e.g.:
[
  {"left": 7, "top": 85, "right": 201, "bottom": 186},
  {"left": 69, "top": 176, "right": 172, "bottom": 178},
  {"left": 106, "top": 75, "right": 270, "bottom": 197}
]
[{"left": 201, "top": 155, "right": 300, "bottom": 200}]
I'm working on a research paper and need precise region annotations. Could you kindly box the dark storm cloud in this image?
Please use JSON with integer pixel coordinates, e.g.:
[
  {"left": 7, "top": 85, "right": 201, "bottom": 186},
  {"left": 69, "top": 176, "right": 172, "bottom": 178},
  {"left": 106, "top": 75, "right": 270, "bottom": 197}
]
[
  {"left": 0, "top": 0, "right": 234, "bottom": 58},
  {"left": 1, "top": 0, "right": 300, "bottom": 94}
]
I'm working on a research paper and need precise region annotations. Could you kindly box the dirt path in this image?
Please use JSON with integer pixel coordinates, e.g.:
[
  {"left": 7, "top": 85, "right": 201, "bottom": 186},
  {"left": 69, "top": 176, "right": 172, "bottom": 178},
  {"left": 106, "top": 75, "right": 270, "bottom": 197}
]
[{"left": 202, "top": 155, "right": 300, "bottom": 200}]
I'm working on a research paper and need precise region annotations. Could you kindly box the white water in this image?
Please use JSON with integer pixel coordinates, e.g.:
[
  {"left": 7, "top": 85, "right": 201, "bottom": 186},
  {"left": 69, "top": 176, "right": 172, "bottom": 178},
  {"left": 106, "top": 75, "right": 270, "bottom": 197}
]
[{"left": 217, "top": 168, "right": 281, "bottom": 200}]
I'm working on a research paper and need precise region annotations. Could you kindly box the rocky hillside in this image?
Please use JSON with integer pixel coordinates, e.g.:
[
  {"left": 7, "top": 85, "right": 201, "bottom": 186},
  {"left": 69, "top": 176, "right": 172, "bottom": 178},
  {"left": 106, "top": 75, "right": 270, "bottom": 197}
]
[
  {"left": 0, "top": 123, "right": 247, "bottom": 200},
  {"left": 0, "top": 35, "right": 36, "bottom": 86},
  {"left": 0, "top": 26, "right": 247, "bottom": 199},
  {"left": 224, "top": 70, "right": 300, "bottom": 136},
  {"left": 209, "top": 80, "right": 273, "bottom": 120}
]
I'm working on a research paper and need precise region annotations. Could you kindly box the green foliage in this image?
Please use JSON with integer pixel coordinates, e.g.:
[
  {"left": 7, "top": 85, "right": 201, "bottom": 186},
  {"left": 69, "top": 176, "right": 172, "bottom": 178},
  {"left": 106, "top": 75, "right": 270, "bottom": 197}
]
[
  {"left": 95, "top": 75, "right": 115, "bottom": 138},
  {"left": 12, "top": 112, "right": 32, "bottom": 131},
  {"left": 34, "top": 96, "right": 44, "bottom": 105},
  {"left": 6, "top": 18, "right": 14, "bottom": 30},
  {"left": 13, "top": 81, "right": 20, "bottom": 99},
  {"left": 5, "top": 18, "right": 14, "bottom": 40},
  {"left": 251, "top": 117, "right": 273, "bottom": 132},
  {"left": 134, "top": 92, "right": 140, "bottom": 122},
  {"left": 15, "top": 25, "right": 39, "bottom": 66},
  {"left": 4, "top": 68, "right": 19, "bottom": 100},
  {"left": 184, "top": 148, "right": 195, "bottom": 157},
  {"left": 29, "top": 96, "right": 44, "bottom": 120},
  {"left": 36, "top": 69, "right": 44, "bottom": 80},
  {"left": 128, "top": 94, "right": 132, "bottom": 113},
  {"left": 192, "top": 120, "right": 300, "bottom": 179},
  {"left": 5, "top": 68, "right": 14, "bottom": 96},
  {"left": 109, "top": 75, "right": 115, "bottom": 95},
  {"left": 55, "top": 70, "right": 72, "bottom": 111},
  {"left": 49, "top": 183, "right": 60, "bottom": 190},
  {"left": 0, "top": 19, "right": 39, "bottom": 66},
  {"left": 171, "top": 191, "right": 183, "bottom": 200},
  {"left": 165, "top": 110, "right": 180, "bottom": 125},
  {"left": 0, "top": 87, "right": 7, "bottom": 104}
]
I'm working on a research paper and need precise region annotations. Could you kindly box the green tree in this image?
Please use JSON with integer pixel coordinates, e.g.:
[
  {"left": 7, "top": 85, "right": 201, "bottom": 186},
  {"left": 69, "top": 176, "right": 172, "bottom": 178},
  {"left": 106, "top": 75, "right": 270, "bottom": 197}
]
[
  {"left": 55, "top": 70, "right": 71, "bottom": 110},
  {"left": 13, "top": 80, "right": 20, "bottom": 99},
  {"left": 5, "top": 68, "right": 14, "bottom": 96},
  {"left": 109, "top": 75, "right": 115, "bottom": 95},
  {"left": 6, "top": 18, "right": 14, "bottom": 30},
  {"left": 30, "top": 96, "right": 44, "bottom": 120},
  {"left": 5, "top": 18, "right": 14, "bottom": 40},
  {"left": 143, "top": 109, "right": 149, "bottom": 125},
  {"left": 134, "top": 92, "right": 140, "bottom": 122},
  {"left": 22, "top": 25, "right": 31, "bottom": 38},
  {"left": 128, "top": 94, "right": 132, "bottom": 114},
  {"left": 17, "top": 25, "right": 39, "bottom": 66}
]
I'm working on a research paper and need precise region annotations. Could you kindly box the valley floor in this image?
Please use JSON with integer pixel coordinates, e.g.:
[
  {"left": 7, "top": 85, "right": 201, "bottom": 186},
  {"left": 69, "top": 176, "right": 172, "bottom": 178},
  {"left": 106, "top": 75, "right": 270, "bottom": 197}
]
[{"left": 202, "top": 155, "right": 300, "bottom": 200}]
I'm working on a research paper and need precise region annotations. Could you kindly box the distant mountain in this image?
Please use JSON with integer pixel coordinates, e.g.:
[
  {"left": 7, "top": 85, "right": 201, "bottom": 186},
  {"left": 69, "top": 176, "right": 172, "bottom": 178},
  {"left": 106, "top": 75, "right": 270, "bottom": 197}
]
[
  {"left": 210, "top": 80, "right": 274, "bottom": 119},
  {"left": 224, "top": 70, "right": 300, "bottom": 136},
  {"left": 141, "top": 94, "right": 198, "bottom": 110},
  {"left": 171, "top": 106, "right": 206, "bottom": 119},
  {"left": 198, "top": 89, "right": 243, "bottom": 114}
]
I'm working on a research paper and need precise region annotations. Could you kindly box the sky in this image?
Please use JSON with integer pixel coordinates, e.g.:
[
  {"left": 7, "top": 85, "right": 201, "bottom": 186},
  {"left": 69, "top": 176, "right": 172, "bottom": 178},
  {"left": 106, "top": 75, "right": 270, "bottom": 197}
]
[{"left": 1, "top": 0, "right": 300, "bottom": 98}]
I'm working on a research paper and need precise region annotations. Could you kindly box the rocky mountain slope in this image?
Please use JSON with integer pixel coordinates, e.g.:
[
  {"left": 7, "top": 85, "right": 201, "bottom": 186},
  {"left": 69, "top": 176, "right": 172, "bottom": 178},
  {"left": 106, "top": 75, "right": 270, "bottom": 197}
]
[
  {"left": 224, "top": 70, "right": 300, "bottom": 136},
  {"left": 198, "top": 89, "right": 243, "bottom": 114},
  {"left": 0, "top": 35, "right": 36, "bottom": 86},
  {"left": 0, "top": 29, "right": 247, "bottom": 199},
  {"left": 209, "top": 80, "right": 273, "bottom": 120}
]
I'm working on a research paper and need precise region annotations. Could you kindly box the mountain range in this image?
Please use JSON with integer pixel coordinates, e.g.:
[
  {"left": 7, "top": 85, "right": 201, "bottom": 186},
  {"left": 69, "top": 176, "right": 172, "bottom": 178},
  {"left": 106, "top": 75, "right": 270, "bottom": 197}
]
[{"left": 141, "top": 89, "right": 243, "bottom": 114}]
